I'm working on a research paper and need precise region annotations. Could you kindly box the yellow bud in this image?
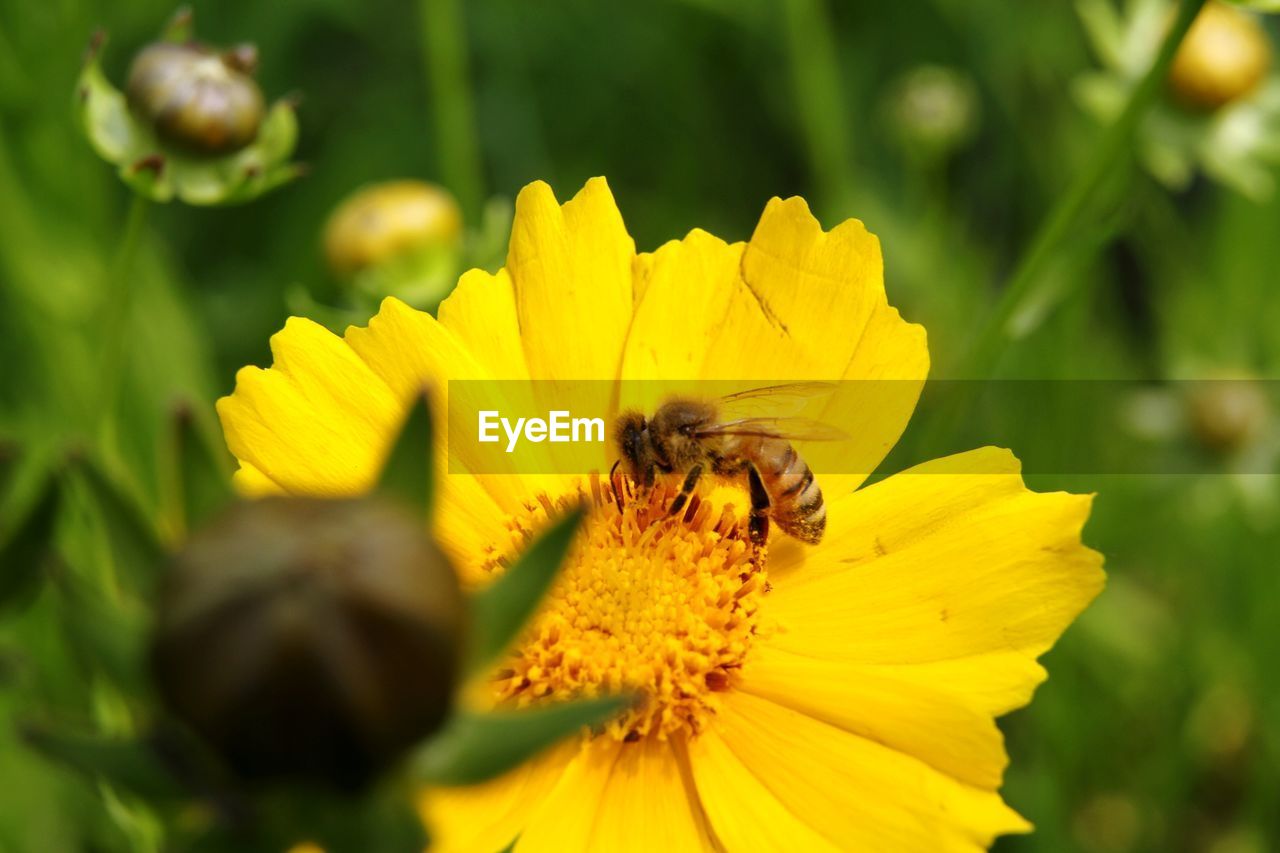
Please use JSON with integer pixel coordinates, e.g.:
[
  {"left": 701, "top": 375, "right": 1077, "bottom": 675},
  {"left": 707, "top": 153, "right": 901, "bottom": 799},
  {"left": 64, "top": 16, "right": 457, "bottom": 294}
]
[
  {"left": 1169, "top": 2, "right": 1271, "bottom": 111},
  {"left": 323, "top": 180, "right": 463, "bottom": 278},
  {"left": 151, "top": 497, "right": 464, "bottom": 791}
]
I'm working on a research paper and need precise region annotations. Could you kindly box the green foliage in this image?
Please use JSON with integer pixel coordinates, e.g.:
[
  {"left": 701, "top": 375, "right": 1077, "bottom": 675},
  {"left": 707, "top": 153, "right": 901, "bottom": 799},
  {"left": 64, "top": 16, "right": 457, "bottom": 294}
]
[
  {"left": 417, "top": 698, "right": 632, "bottom": 787},
  {"left": 376, "top": 391, "right": 436, "bottom": 517}
]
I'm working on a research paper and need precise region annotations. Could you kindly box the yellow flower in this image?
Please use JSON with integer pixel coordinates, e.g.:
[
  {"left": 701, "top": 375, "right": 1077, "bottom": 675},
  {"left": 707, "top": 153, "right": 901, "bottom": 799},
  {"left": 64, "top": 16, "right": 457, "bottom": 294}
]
[{"left": 217, "top": 178, "right": 1104, "bottom": 851}]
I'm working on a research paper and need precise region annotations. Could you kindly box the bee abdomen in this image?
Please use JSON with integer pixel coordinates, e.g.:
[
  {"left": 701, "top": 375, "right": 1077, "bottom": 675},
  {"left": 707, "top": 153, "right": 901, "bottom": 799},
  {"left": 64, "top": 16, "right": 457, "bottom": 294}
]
[{"left": 771, "top": 449, "right": 826, "bottom": 544}]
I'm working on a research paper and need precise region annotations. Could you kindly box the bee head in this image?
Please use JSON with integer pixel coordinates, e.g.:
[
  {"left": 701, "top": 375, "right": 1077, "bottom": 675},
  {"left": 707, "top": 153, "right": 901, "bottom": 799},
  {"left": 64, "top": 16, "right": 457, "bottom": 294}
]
[{"left": 613, "top": 410, "right": 652, "bottom": 486}]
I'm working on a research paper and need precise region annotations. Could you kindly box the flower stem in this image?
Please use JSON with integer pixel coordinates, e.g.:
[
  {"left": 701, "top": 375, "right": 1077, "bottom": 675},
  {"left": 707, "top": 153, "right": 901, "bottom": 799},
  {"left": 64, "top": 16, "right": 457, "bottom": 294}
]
[
  {"left": 782, "top": 0, "right": 856, "bottom": 216},
  {"left": 96, "top": 192, "right": 150, "bottom": 452},
  {"left": 419, "top": 0, "right": 485, "bottom": 222},
  {"left": 960, "top": 0, "right": 1207, "bottom": 376}
]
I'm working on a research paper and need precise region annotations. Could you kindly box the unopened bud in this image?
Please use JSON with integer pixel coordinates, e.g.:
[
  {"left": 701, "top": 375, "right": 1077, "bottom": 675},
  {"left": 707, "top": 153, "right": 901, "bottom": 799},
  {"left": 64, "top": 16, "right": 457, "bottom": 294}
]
[
  {"left": 323, "top": 180, "right": 463, "bottom": 279},
  {"left": 126, "top": 41, "right": 265, "bottom": 155},
  {"left": 1187, "top": 376, "right": 1270, "bottom": 453},
  {"left": 885, "top": 65, "right": 979, "bottom": 159},
  {"left": 151, "top": 497, "right": 464, "bottom": 790},
  {"left": 1169, "top": 2, "right": 1271, "bottom": 111}
]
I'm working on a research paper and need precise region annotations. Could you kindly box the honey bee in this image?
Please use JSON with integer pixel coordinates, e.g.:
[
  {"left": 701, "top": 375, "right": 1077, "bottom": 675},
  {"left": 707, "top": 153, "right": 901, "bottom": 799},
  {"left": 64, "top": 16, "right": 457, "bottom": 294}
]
[{"left": 613, "top": 383, "right": 845, "bottom": 546}]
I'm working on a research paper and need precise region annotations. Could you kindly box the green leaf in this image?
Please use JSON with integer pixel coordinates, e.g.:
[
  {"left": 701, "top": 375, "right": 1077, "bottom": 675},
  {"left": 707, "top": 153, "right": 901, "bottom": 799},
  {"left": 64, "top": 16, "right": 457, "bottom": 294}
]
[
  {"left": 466, "top": 508, "right": 583, "bottom": 673},
  {"left": 1226, "top": 0, "right": 1280, "bottom": 11},
  {"left": 164, "top": 403, "right": 234, "bottom": 537},
  {"left": 375, "top": 391, "right": 435, "bottom": 516},
  {"left": 0, "top": 441, "right": 19, "bottom": 497},
  {"left": 0, "top": 466, "right": 60, "bottom": 613},
  {"left": 53, "top": 576, "right": 148, "bottom": 690},
  {"left": 71, "top": 457, "right": 167, "bottom": 594},
  {"left": 417, "top": 697, "right": 630, "bottom": 786},
  {"left": 22, "top": 726, "right": 179, "bottom": 801}
]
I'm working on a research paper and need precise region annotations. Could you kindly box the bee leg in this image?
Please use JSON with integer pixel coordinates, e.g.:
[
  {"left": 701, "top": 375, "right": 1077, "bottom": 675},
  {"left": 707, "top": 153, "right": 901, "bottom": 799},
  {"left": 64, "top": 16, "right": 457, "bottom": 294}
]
[
  {"left": 668, "top": 464, "right": 704, "bottom": 516},
  {"left": 747, "top": 464, "right": 771, "bottom": 546}
]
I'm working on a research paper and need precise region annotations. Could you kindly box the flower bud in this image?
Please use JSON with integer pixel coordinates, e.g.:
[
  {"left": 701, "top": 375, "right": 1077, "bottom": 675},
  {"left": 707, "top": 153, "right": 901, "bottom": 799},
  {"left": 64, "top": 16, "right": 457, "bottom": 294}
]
[
  {"left": 126, "top": 41, "right": 266, "bottom": 155},
  {"left": 1187, "top": 375, "right": 1270, "bottom": 453},
  {"left": 151, "top": 497, "right": 464, "bottom": 791},
  {"left": 323, "top": 180, "right": 463, "bottom": 278},
  {"left": 1169, "top": 2, "right": 1271, "bottom": 111},
  {"left": 885, "top": 65, "right": 979, "bottom": 160}
]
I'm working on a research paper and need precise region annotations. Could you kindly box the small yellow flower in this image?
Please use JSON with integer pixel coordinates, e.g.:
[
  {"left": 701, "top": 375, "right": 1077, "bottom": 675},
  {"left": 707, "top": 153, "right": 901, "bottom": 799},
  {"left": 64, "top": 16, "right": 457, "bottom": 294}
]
[{"left": 218, "top": 178, "right": 1104, "bottom": 851}]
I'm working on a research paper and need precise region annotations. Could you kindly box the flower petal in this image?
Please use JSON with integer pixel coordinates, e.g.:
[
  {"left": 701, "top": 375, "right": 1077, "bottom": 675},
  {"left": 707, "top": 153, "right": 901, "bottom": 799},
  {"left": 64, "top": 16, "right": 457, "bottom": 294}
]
[
  {"left": 766, "top": 446, "right": 1105, "bottom": 665},
  {"left": 739, "top": 644, "right": 1008, "bottom": 788},
  {"left": 619, "top": 199, "right": 927, "bottom": 491},
  {"left": 420, "top": 740, "right": 575, "bottom": 853},
  {"left": 683, "top": 731, "right": 841, "bottom": 852},
  {"left": 437, "top": 267, "right": 530, "bottom": 381},
  {"left": 689, "top": 692, "right": 1030, "bottom": 851},
  {"left": 508, "top": 178, "right": 636, "bottom": 382},
  {"left": 216, "top": 317, "right": 400, "bottom": 496},
  {"left": 215, "top": 302, "right": 545, "bottom": 579},
  {"left": 515, "top": 738, "right": 709, "bottom": 853}
]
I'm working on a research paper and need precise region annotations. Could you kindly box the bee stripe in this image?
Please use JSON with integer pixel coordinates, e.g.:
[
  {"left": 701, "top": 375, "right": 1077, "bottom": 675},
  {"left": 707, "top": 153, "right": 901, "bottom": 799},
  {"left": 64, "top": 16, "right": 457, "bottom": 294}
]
[
  {"left": 794, "top": 479, "right": 823, "bottom": 515},
  {"left": 780, "top": 467, "right": 814, "bottom": 498}
]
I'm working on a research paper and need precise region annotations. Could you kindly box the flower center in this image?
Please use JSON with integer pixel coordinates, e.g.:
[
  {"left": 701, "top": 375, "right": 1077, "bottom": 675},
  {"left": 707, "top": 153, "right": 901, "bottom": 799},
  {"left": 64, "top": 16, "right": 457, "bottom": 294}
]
[{"left": 478, "top": 474, "right": 767, "bottom": 741}]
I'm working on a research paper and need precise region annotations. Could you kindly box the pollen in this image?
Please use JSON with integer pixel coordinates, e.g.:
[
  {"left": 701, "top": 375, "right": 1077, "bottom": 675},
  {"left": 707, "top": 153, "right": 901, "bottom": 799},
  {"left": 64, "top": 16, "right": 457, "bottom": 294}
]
[{"left": 476, "top": 474, "right": 768, "bottom": 741}]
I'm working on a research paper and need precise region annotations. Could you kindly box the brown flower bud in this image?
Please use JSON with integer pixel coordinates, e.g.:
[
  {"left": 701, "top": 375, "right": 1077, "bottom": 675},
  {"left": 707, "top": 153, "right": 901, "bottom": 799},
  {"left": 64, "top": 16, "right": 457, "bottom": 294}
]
[
  {"left": 1169, "top": 2, "right": 1271, "bottom": 111},
  {"left": 126, "top": 42, "right": 266, "bottom": 155},
  {"left": 151, "top": 497, "right": 463, "bottom": 791}
]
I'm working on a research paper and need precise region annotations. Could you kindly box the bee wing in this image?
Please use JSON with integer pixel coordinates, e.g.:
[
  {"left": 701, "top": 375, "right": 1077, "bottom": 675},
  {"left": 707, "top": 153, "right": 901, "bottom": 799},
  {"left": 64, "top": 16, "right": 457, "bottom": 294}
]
[
  {"left": 694, "top": 417, "right": 849, "bottom": 442},
  {"left": 716, "top": 381, "right": 838, "bottom": 420}
]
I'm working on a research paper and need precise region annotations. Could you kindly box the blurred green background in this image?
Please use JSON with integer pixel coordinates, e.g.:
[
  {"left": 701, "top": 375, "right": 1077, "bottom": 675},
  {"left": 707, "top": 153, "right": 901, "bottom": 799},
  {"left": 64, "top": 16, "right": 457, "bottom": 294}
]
[{"left": 2, "top": 0, "right": 1279, "bottom": 850}]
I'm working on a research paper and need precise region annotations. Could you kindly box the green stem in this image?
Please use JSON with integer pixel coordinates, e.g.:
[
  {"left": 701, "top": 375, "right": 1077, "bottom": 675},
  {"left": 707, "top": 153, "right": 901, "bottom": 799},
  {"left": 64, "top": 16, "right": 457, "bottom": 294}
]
[
  {"left": 960, "top": 0, "right": 1207, "bottom": 376},
  {"left": 96, "top": 193, "right": 150, "bottom": 451},
  {"left": 420, "top": 0, "right": 485, "bottom": 222},
  {"left": 781, "top": 0, "right": 856, "bottom": 217}
]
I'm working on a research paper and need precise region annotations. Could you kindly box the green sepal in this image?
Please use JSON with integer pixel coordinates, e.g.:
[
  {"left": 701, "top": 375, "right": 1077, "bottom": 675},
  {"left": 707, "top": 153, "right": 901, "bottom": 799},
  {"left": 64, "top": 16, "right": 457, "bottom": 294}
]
[
  {"left": 375, "top": 391, "right": 435, "bottom": 517},
  {"left": 163, "top": 403, "right": 235, "bottom": 538},
  {"left": 69, "top": 456, "right": 167, "bottom": 594},
  {"left": 75, "top": 42, "right": 303, "bottom": 206},
  {"left": 416, "top": 697, "right": 630, "bottom": 786},
  {"left": 0, "top": 459, "right": 62, "bottom": 614},
  {"left": 465, "top": 508, "right": 584, "bottom": 674}
]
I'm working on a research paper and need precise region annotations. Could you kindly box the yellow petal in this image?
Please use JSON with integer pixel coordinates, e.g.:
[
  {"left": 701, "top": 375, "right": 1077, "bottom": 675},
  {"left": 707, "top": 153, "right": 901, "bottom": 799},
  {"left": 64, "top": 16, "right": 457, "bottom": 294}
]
[
  {"left": 215, "top": 304, "right": 527, "bottom": 578},
  {"left": 420, "top": 740, "right": 576, "bottom": 853},
  {"left": 231, "top": 461, "right": 281, "bottom": 496},
  {"left": 689, "top": 692, "right": 1030, "bottom": 851},
  {"left": 684, "top": 731, "right": 841, "bottom": 852},
  {"left": 216, "top": 317, "right": 400, "bottom": 496},
  {"left": 508, "top": 178, "right": 635, "bottom": 382},
  {"left": 740, "top": 644, "right": 1008, "bottom": 788},
  {"left": 618, "top": 199, "right": 927, "bottom": 492},
  {"left": 515, "top": 738, "right": 709, "bottom": 853},
  {"left": 767, "top": 446, "right": 1105, "bottom": 665},
  {"left": 738, "top": 196, "right": 886, "bottom": 375},
  {"left": 437, "top": 267, "right": 530, "bottom": 381}
]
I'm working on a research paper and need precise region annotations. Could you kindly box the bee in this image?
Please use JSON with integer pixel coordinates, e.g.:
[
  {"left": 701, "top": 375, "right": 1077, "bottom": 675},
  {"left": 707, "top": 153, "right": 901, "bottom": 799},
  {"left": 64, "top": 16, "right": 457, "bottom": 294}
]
[{"left": 613, "top": 383, "right": 845, "bottom": 546}]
